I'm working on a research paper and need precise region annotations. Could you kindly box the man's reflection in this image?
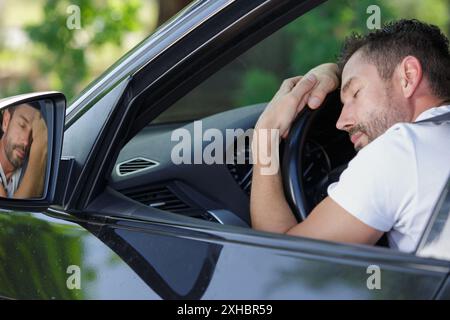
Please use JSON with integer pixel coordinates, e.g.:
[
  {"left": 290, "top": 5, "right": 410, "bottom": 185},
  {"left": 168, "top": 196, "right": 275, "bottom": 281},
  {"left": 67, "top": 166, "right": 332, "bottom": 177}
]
[{"left": 0, "top": 102, "right": 47, "bottom": 198}]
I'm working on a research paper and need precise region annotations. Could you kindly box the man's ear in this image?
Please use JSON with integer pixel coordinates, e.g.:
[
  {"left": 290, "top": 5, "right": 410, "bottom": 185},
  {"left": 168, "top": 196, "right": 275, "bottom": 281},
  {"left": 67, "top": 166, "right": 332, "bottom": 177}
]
[
  {"left": 399, "top": 56, "right": 423, "bottom": 98},
  {"left": 2, "top": 110, "right": 11, "bottom": 134}
]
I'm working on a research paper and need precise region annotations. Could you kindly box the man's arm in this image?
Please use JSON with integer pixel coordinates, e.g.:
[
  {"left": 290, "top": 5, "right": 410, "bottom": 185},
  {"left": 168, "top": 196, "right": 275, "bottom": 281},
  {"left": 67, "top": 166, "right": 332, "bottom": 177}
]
[
  {"left": 251, "top": 63, "right": 339, "bottom": 233},
  {"left": 286, "top": 197, "right": 384, "bottom": 245},
  {"left": 14, "top": 113, "right": 48, "bottom": 199},
  {"left": 250, "top": 169, "right": 383, "bottom": 244},
  {"left": 250, "top": 154, "right": 297, "bottom": 233},
  {"left": 250, "top": 63, "right": 383, "bottom": 245}
]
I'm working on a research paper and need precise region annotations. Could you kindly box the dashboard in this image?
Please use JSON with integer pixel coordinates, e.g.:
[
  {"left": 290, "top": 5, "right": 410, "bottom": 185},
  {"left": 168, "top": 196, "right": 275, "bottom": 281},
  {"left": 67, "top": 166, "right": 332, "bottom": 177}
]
[{"left": 109, "top": 101, "right": 355, "bottom": 226}]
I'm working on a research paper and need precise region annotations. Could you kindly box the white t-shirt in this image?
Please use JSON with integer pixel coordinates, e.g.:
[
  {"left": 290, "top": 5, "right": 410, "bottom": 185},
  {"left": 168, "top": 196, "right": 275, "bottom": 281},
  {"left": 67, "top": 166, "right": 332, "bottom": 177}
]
[
  {"left": 0, "top": 162, "right": 22, "bottom": 198},
  {"left": 327, "top": 105, "right": 450, "bottom": 253}
]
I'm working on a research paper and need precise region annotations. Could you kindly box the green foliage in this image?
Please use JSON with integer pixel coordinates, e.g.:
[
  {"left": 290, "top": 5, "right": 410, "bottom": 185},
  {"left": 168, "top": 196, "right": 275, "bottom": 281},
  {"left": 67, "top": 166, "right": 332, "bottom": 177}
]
[
  {"left": 5, "top": 0, "right": 450, "bottom": 117},
  {"left": 286, "top": 0, "right": 396, "bottom": 73},
  {"left": 163, "top": 0, "right": 450, "bottom": 122},
  {"left": 235, "top": 68, "right": 280, "bottom": 106},
  {"left": 391, "top": 0, "right": 450, "bottom": 33},
  {"left": 234, "top": 0, "right": 399, "bottom": 107},
  {"left": 233, "top": 0, "right": 450, "bottom": 108},
  {"left": 25, "top": 0, "right": 142, "bottom": 100}
]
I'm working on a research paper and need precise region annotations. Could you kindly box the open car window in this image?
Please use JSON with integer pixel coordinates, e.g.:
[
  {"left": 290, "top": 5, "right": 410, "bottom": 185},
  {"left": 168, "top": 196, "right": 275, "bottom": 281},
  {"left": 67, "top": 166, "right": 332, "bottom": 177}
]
[
  {"left": 110, "top": 0, "right": 450, "bottom": 261},
  {"left": 151, "top": 0, "right": 449, "bottom": 125}
]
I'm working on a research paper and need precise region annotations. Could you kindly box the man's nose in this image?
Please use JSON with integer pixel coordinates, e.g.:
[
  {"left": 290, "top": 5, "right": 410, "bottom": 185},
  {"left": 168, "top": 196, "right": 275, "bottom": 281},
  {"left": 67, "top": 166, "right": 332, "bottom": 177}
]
[
  {"left": 336, "top": 105, "right": 354, "bottom": 131},
  {"left": 20, "top": 131, "right": 31, "bottom": 149}
]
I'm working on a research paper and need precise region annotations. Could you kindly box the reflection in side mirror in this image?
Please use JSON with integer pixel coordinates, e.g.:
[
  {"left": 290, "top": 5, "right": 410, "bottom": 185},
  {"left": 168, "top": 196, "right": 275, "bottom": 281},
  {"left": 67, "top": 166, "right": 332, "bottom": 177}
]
[
  {"left": 0, "top": 92, "right": 66, "bottom": 203},
  {"left": 0, "top": 100, "right": 49, "bottom": 199}
]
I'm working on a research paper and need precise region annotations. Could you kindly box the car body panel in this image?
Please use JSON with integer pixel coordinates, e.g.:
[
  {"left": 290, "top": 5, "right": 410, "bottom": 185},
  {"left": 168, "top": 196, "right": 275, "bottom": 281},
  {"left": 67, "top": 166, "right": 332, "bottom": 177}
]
[
  {"left": 436, "top": 277, "right": 450, "bottom": 299},
  {"left": 1, "top": 0, "right": 449, "bottom": 300},
  {"left": 0, "top": 209, "right": 159, "bottom": 299},
  {"left": 1, "top": 207, "right": 448, "bottom": 299}
]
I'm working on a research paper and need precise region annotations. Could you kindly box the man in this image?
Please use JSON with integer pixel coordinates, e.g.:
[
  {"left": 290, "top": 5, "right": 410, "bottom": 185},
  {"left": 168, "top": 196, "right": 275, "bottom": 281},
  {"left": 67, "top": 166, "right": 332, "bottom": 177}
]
[
  {"left": 0, "top": 102, "right": 48, "bottom": 198},
  {"left": 251, "top": 19, "right": 450, "bottom": 253}
]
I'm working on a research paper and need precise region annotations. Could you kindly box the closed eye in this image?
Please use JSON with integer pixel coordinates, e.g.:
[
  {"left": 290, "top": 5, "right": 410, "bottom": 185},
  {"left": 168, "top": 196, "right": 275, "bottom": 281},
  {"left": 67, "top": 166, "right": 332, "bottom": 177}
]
[{"left": 353, "top": 89, "right": 360, "bottom": 99}]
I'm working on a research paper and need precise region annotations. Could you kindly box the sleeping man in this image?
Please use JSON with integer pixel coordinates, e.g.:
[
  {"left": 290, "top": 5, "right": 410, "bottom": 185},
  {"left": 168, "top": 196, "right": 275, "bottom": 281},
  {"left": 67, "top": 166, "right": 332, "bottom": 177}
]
[
  {"left": 0, "top": 102, "right": 48, "bottom": 198},
  {"left": 251, "top": 19, "right": 450, "bottom": 252}
]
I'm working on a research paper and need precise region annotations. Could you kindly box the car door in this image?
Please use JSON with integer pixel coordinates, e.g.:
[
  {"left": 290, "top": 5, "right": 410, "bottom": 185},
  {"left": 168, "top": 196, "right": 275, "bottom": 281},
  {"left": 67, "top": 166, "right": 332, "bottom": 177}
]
[
  {"left": 2, "top": 0, "right": 449, "bottom": 300},
  {"left": 3, "top": 183, "right": 447, "bottom": 299},
  {"left": 79, "top": 180, "right": 449, "bottom": 299},
  {"left": 416, "top": 176, "right": 450, "bottom": 299},
  {"left": 66, "top": 0, "right": 448, "bottom": 299},
  {"left": 0, "top": 208, "right": 164, "bottom": 299}
]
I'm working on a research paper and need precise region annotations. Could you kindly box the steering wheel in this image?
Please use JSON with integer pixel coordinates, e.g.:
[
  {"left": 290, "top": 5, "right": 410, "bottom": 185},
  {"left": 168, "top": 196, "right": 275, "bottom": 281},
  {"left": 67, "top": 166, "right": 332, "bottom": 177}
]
[{"left": 281, "top": 90, "right": 351, "bottom": 221}]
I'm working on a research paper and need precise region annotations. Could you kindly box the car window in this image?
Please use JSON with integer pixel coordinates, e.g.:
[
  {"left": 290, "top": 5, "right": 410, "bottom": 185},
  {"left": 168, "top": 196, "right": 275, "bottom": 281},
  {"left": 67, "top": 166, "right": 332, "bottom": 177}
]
[
  {"left": 151, "top": 0, "right": 449, "bottom": 124},
  {"left": 114, "top": 0, "right": 450, "bottom": 259}
]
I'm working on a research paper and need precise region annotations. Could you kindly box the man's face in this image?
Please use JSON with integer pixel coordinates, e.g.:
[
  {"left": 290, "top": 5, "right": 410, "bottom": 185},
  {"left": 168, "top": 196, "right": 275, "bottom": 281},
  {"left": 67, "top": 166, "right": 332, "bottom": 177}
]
[
  {"left": 337, "top": 50, "right": 410, "bottom": 151},
  {"left": 2, "top": 105, "right": 38, "bottom": 169}
]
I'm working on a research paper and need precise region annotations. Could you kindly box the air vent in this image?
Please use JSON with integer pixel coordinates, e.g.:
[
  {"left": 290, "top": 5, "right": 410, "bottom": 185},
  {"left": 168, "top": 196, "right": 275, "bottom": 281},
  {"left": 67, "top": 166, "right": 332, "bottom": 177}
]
[
  {"left": 227, "top": 137, "right": 253, "bottom": 196},
  {"left": 122, "top": 185, "right": 193, "bottom": 213},
  {"left": 117, "top": 157, "right": 159, "bottom": 176}
]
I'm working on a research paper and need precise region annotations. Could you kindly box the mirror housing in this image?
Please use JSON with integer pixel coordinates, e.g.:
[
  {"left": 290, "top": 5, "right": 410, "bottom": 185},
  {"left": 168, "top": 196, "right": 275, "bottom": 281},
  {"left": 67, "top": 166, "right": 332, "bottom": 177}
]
[{"left": 0, "top": 92, "right": 65, "bottom": 209}]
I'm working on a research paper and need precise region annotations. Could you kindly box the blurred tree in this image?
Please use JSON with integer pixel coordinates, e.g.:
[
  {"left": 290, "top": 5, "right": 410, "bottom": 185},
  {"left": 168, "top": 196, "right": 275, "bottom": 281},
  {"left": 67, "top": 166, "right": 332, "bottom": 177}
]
[
  {"left": 390, "top": 0, "right": 449, "bottom": 35},
  {"left": 151, "top": 0, "right": 450, "bottom": 123},
  {"left": 234, "top": 0, "right": 398, "bottom": 106},
  {"left": 156, "top": 0, "right": 401, "bottom": 122},
  {"left": 0, "top": 0, "right": 4, "bottom": 52},
  {"left": 286, "top": 0, "right": 397, "bottom": 74},
  {"left": 25, "top": 0, "right": 142, "bottom": 100}
]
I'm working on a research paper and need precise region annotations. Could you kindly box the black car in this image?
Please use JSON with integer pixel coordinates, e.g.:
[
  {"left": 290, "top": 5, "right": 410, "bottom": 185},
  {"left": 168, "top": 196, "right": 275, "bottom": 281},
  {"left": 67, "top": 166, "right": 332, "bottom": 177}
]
[{"left": 0, "top": 0, "right": 449, "bottom": 299}]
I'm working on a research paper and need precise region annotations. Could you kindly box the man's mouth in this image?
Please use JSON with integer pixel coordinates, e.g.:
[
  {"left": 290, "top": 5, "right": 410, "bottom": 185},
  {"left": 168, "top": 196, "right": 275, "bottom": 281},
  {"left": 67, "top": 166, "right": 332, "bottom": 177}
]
[
  {"left": 350, "top": 132, "right": 363, "bottom": 145},
  {"left": 15, "top": 149, "right": 25, "bottom": 159}
]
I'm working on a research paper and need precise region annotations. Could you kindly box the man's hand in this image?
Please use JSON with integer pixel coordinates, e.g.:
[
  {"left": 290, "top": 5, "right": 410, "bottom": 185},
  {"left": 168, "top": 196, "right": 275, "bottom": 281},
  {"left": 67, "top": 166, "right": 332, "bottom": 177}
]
[
  {"left": 31, "top": 112, "right": 48, "bottom": 151},
  {"left": 255, "top": 63, "right": 340, "bottom": 139},
  {"left": 13, "top": 111, "right": 48, "bottom": 199},
  {"left": 250, "top": 63, "right": 340, "bottom": 234}
]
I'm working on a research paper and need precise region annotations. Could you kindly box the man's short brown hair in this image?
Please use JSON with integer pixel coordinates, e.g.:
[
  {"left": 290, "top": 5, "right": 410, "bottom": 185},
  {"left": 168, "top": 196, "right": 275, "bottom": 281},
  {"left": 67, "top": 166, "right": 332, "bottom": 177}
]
[{"left": 337, "top": 19, "right": 450, "bottom": 100}]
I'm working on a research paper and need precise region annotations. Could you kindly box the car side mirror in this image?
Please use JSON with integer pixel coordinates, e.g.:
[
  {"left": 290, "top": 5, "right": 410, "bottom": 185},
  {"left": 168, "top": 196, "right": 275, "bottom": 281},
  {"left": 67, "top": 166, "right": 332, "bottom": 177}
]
[{"left": 0, "top": 92, "right": 65, "bottom": 208}]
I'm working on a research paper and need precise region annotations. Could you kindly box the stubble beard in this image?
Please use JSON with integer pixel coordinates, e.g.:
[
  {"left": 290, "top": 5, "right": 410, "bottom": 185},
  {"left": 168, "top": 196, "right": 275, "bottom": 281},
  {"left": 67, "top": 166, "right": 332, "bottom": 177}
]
[
  {"left": 350, "top": 88, "right": 410, "bottom": 151},
  {"left": 4, "top": 134, "right": 26, "bottom": 170}
]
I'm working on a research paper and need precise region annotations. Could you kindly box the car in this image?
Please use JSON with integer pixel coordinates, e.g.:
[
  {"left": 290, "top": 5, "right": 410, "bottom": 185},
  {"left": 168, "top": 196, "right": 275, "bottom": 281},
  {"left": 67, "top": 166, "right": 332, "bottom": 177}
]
[{"left": 0, "top": 0, "right": 449, "bottom": 300}]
